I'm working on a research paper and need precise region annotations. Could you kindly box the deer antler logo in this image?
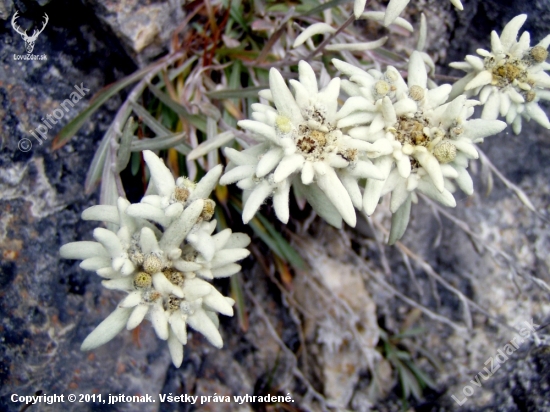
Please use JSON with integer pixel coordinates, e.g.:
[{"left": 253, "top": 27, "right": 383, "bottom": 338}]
[{"left": 11, "top": 11, "right": 49, "bottom": 54}]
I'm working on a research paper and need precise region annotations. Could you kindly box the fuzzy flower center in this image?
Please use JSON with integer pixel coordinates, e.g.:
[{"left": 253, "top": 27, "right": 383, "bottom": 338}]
[
  {"left": 490, "top": 59, "right": 528, "bottom": 87},
  {"left": 393, "top": 117, "right": 429, "bottom": 147},
  {"left": 296, "top": 127, "right": 328, "bottom": 154},
  {"left": 483, "top": 46, "right": 548, "bottom": 102},
  {"left": 391, "top": 115, "right": 458, "bottom": 167},
  {"left": 279, "top": 104, "right": 344, "bottom": 162}
]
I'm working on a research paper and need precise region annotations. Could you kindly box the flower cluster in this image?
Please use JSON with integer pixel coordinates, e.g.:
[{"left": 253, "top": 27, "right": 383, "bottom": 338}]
[
  {"left": 222, "top": 55, "right": 507, "bottom": 242},
  {"left": 220, "top": 61, "right": 387, "bottom": 229},
  {"left": 60, "top": 151, "right": 250, "bottom": 367},
  {"left": 353, "top": 0, "right": 463, "bottom": 24},
  {"left": 450, "top": 14, "right": 550, "bottom": 134},
  {"left": 334, "top": 51, "right": 507, "bottom": 242}
]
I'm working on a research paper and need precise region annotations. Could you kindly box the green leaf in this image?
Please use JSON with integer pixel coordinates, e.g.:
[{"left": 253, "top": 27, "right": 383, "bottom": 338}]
[
  {"left": 131, "top": 151, "right": 141, "bottom": 176},
  {"left": 229, "top": 0, "right": 247, "bottom": 29},
  {"left": 231, "top": 274, "right": 249, "bottom": 332},
  {"left": 229, "top": 199, "right": 289, "bottom": 262},
  {"left": 167, "top": 56, "right": 198, "bottom": 82},
  {"left": 116, "top": 117, "right": 136, "bottom": 172},
  {"left": 399, "top": 364, "right": 423, "bottom": 400},
  {"left": 53, "top": 64, "right": 154, "bottom": 149},
  {"left": 130, "top": 132, "right": 189, "bottom": 152},
  {"left": 247, "top": 216, "right": 286, "bottom": 259},
  {"left": 393, "top": 327, "right": 425, "bottom": 340},
  {"left": 173, "top": 143, "right": 192, "bottom": 155},
  {"left": 206, "top": 86, "right": 266, "bottom": 100},
  {"left": 254, "top": 212, "right": 306, "bottom": 270},
  {"left": 406, "top": 361, "right": 437, "bottom": 390},
  {"left": 293, "top": 180, "right": 343, "bottom": 229},
  {"left": 395, "top": 350, "right": 413, "bottom": 361},
  {"left": 130, "top": 101, "right": 172, "bottom": 136},
  {"left": 389, "top": 195, "right": 412, "bottom": 245},
  {"left": 84, "top": 132, "right": 111, "bottom": 193},
  {"left": 100, "top": 146, "right": 120, "bottom": 210},
  {"left": 147, "top": 83, "right": 207, "bottom": 132},
  {"left": 187, "top": 131, "right": 235, "bottom": 161}
]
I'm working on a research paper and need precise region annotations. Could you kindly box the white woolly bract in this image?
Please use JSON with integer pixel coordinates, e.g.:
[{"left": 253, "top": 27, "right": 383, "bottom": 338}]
[
  {"left": 450, "top": 14, "right": 550, "bottom": 133},
  {"left": 220, "top": 60, "right": 398, "bottom": 228},
  {"left": 335, "top": 51, "right": 506, "bottom": 242},
  {"left": 60, "top": 151, "right": 250, "bottom": 367}
]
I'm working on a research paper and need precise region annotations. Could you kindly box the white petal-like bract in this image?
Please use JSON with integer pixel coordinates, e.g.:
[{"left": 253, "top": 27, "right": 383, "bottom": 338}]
[{"left": 61, "top": 151, "right": 249, "bottom": 366}]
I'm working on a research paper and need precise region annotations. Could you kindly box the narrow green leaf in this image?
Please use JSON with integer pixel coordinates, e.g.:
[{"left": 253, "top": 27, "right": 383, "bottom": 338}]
[
  {"left": 187, "top": 131, "right": 235, "bottom": 161},
  {"left": 371, "top": 47, "right": 408, "bottom": 65},
  {"left": 254, "top": 212, "right": 306, "bottom": 269},
  {"left": 400, "top": 365, "right": 423, "bottom": 400},
  {"left": 85, "top": 104, "right": 133, "bottom": 192},
  {"left": 53, "top": 65, "right": 153, "bottom": 149},
  {"left": 229, "top": 60, "right": 242, "bottom": 91},
  {"left": 389, "top": 195, "right": 412, "bottom": 245},
  {"left": 130, "top": 101, "right": 172, "bottom": 136},
  {"left": 84, "top": 132, "right": 111, "bottom": 193},
  {"left": 116, "top": 117, "right": 136, "bottom": 172},
  {"left": 231, "top": 274, "right": 249, "bottom": 332},
  {"left": 247, "top": 217, "right": 286, "bottom": 259},
  {"left": 406, "top": 361, "right": 437, "bottom": 390},
  {"left": 173, "top": 143, "right": 191, "bottom": 155},
  {"left": 395, "top": 350, "right": 413, "bottom": 361},
  {"left": 206, "top": 86, "right": 266, "bottom": 100},
  {"left": 147, "top": 83, "right": 207, "bottom": 132},
  {"left": 229, "top": 1, "right": 247, "bottom": 29},
  {"left": 131, "top": 151, "right": 141, "bottom": 176},
  {"left": 130, "top": 132, "right": 189, "bottom": 152},
  {"left": 393, "top": 327, "right": 425, "bottom": 340},
  {"left": 167, "top": 56, "right": 198, "bottom": 81},
  {"left": 100, "top": 146, "right": 119, "bottom": 210}
]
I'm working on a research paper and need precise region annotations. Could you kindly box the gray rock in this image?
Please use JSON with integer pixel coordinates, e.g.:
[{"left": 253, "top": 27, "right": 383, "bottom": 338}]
[
  {"left": 84, "top": 0, "right": 185, "bottom": 65},
  {"left": 0, "top": 0, "right": 13, "bottom": 21}
]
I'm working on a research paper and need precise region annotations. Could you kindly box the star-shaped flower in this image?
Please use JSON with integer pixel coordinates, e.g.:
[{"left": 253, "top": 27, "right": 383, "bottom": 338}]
[
  {"left": 352, "top": 0, "right": 463, "bottom": 25},
  {"left": 60, "top": 151, "right": 250, "bottom": 367},
  {"left": 335, "top": 52, "right": 506, "bottom": 242},
  {"left": 450, "top": 14, "right": 550, "bottom": 134},
  {"left": 220, "top": 61, "right": 386, "bottom": 228}
]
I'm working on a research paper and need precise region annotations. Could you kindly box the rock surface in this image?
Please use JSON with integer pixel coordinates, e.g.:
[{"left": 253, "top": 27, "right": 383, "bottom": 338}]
[
  {"left": 83, "top": 0, "right": 184, "bottom": 64},
  {"left": 1, "top": 0, "right": 549, "bottom": 411}
]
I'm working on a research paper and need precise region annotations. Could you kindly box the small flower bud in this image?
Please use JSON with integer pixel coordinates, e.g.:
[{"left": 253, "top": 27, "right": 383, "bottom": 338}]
[
  {"left": 525, "top": 90, "right": 536, "bottom": 102},
  {"left": 385, "top": 69, "right": 399, "bottom": 83},
  {"left": 450, "top": 126, "right": 464, "bottom": 138},
  {"left": 409, "top": 85, "right": 424, "bottom": 101},
  {"left": 166, "top": 295, "right": 182, "bottom": 311},
  {"left": 433, "top": 141, "right": 457, "bottom": 163},
  {"left": 531, "top": 46, "right": 548, "bottom": 63},
  {"left": 143, "top": 254, "right": 163, "bottom": 274},
  {"left": 164, "top": 268, "right": 184, "bottom": 286},
  {"left": 201, "top": 199, "right": 216, "bottom": 221},
  {"left": 175, "top": 187, "right": 190, "bottom": 202},
  {"left": 130, "top": 251, "right": 144, "bottom": 266},
  {"left": 134, "top": 272, "right": 152, "bottom": 289},
  {"left": 143, "top": 290, "right": 162, "bottom": 303},
  {"left": 374, "top": 80, "right": 391, "bottom": 97},
  {"left": 276, "top": 116, "right": 293, "bottom": 133}
]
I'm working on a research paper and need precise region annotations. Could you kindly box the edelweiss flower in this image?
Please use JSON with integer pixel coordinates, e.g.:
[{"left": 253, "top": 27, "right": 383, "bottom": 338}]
[
  {"left": 335, "top": 52, "right": 506, "bottom": 242},
  {"left": 450, "top": 14, "right": 550, "bottom": 134},
  {"left": 60, "top": 151, "right": 250, "bottom": 367},
  {"left": 220, "top": 61, "right": 386, "bottom": 228},
  {"left": 352, "top": 0, "right": 463, "bottom": 24}
]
